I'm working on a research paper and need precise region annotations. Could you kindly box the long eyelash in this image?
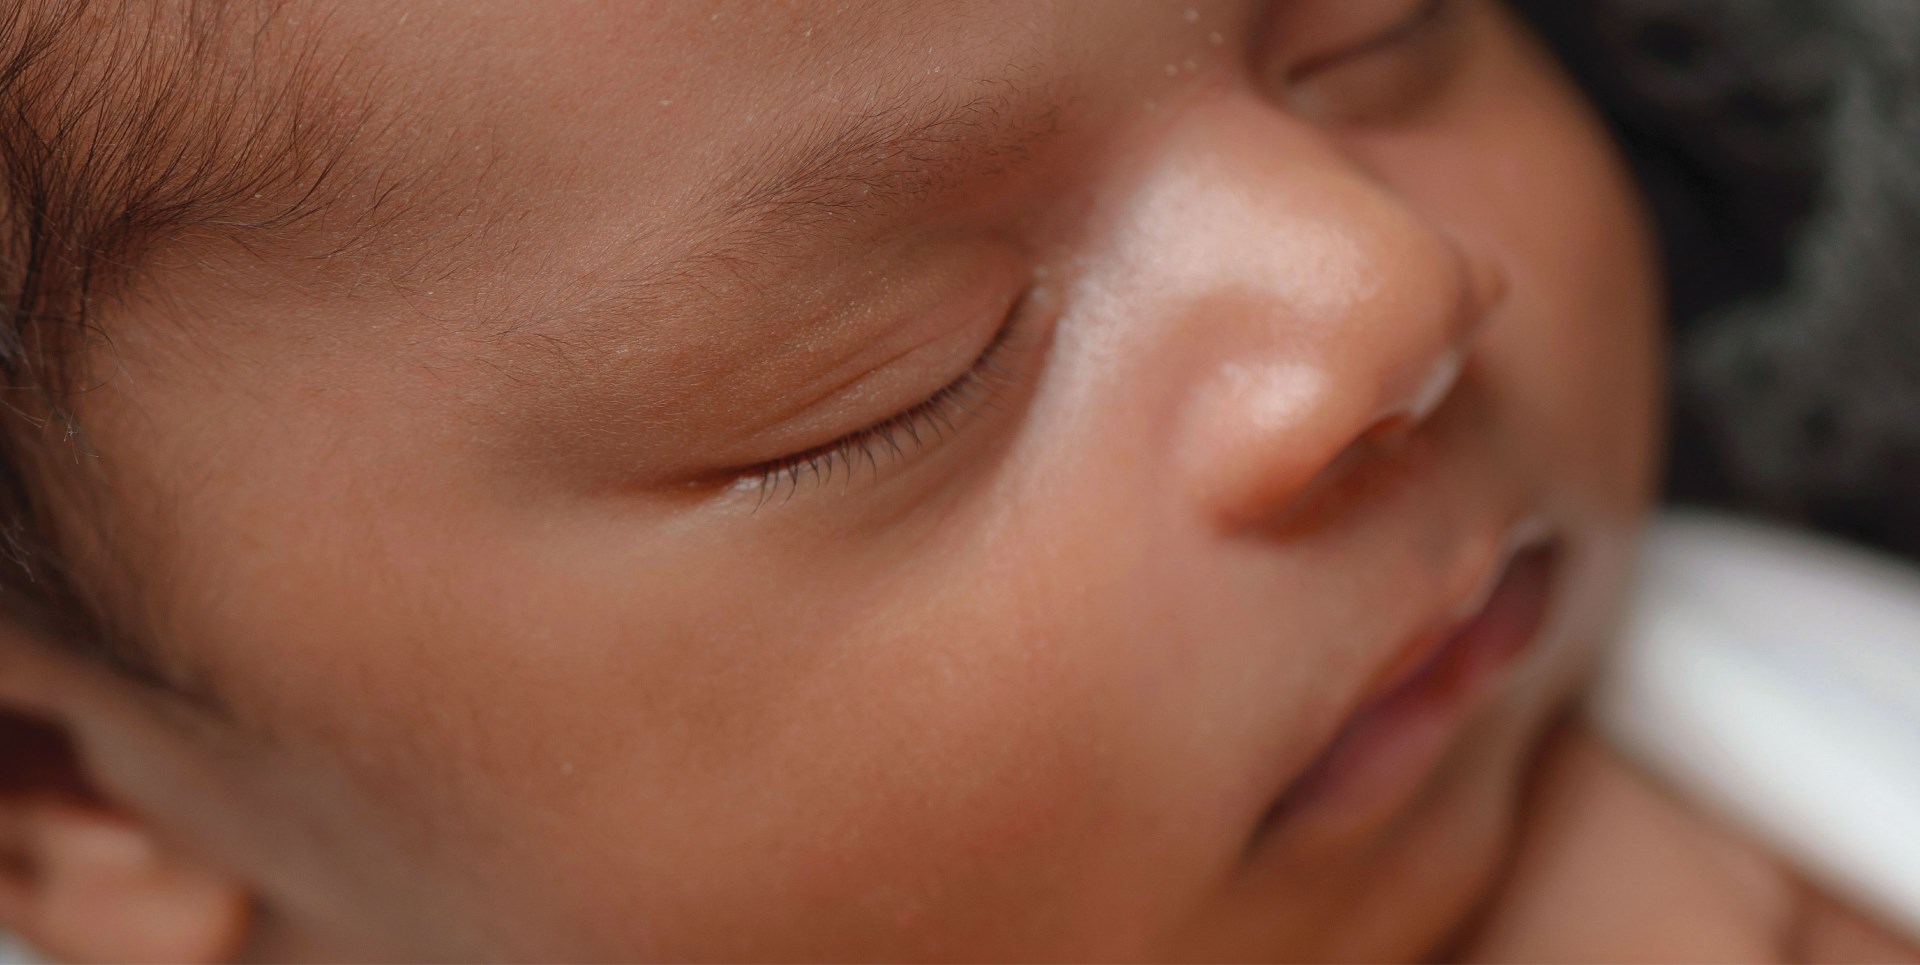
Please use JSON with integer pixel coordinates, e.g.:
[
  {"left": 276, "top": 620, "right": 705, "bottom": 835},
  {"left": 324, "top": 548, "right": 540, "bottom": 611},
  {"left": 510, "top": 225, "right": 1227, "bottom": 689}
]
[{"left": 738, "top": 318, "right": 1023, "bottom": 507}]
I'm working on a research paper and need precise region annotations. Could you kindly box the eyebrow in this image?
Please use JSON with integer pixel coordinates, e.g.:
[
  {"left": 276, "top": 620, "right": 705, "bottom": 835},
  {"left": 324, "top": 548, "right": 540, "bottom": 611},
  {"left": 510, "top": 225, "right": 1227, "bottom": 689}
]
[
  {"left": 714, "top": 81, "right": 1064, "bottom": 243},
  {"left": 496, "top": 77, "right": 1068, "bottom": 359},
  {"left": 590, "top": 78, "right": 1066, "bottom": 315}
]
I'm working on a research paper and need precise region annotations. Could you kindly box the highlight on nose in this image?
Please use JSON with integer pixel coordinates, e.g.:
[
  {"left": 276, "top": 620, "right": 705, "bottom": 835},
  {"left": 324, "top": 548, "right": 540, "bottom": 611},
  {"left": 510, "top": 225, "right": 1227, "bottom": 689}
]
[
  {"left": 1171, "top": 217, "right": 1493, "bottom": 531},
  {"left": 1186, "top": 336, "right": 1474, "bottom": 532}
]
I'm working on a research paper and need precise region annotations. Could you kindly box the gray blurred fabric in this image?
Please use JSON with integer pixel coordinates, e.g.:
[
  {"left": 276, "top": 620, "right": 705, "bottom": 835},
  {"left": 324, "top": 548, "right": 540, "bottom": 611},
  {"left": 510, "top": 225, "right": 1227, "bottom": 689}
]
[
  {"left": 1516, "top": 0, "right": 1920, "bottom": 559},
  {"left": 0, "top": 933, "right": 33, "bottom": 965}
]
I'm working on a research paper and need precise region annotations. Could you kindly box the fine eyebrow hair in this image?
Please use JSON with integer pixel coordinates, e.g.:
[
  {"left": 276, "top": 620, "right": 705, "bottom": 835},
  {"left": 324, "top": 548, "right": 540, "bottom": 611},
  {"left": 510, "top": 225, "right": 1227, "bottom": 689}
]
[
  {"left": 523, "top": 78, "right": 1067, "bottom": 354},
  {"left": 621, "top": 79, "right": 1066, "bottom": 302}
]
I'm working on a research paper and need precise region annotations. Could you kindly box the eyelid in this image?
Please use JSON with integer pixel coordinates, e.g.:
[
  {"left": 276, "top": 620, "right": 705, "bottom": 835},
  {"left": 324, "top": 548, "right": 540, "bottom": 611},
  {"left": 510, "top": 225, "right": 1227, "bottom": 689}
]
[
  {"left": 730, "top": 292, "right": 1030, "bottom": 506},
  {"left": 1280, "top": 0, "right": 1448, "bottom": 81}
]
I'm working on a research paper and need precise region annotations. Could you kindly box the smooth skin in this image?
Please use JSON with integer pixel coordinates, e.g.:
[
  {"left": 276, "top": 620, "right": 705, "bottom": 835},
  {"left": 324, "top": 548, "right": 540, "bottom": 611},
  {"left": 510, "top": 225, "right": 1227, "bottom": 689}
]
[{"left": 0, "top": 0, "right": 1905, "bottom": 960}]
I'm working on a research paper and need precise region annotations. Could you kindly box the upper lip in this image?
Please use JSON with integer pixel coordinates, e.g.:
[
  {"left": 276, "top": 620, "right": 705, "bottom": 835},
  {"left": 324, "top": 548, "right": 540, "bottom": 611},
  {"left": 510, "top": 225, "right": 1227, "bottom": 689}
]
[
  {"left": 1253, "top": 513, "right": 1556, "bottom": 823},
  {"left": 1352, "top": 516, "right": 1553, "bottom": 706}
]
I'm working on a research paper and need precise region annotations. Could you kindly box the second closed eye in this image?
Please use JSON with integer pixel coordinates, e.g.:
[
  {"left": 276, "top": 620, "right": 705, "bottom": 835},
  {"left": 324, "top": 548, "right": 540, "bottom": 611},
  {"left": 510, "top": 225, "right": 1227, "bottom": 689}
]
[
  {"left": 1257, "top": 0, "right": 1463, "bottom": 123},
  {"left": 1281, "top": 0, "right": 1450, "bottom": 82}
]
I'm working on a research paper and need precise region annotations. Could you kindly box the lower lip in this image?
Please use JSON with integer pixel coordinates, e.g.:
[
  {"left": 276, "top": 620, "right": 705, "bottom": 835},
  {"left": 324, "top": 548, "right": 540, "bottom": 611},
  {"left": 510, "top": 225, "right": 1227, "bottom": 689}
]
[{"left": 1254, "top": 540, "right": 1562, "bottom": 840}]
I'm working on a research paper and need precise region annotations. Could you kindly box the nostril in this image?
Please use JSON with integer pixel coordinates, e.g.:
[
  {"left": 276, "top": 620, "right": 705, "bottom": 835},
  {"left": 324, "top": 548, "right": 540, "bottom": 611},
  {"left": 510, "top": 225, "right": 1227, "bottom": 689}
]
[
  {"left": 1257, "top": 422, "right": 1413, "bottom": 537},
  {"left": 1259, "top": 354, "right": 1473, "bottom": 535},
  {"left": 1358, "top": 344, "right": 1467, "bottom": 455},
  {"left": 1359, "top": 412, "right": 1417, "bottom": 450},
  {"left": 1192, "top": 346, "right": 1475, "bottom": 533}
]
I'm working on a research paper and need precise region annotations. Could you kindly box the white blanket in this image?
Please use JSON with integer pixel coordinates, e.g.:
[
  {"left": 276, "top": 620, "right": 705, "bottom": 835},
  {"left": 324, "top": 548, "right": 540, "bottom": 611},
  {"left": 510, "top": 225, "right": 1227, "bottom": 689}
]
[{"left": 1592, "top": 510, "right": 1920, "bottom": 942}]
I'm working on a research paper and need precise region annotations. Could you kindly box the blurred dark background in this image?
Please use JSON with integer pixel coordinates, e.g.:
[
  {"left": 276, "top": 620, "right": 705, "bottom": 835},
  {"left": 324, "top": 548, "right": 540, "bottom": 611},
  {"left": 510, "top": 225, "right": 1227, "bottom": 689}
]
[{"left": 1516, "top": 0, "right": 1920, "bottom": 560}]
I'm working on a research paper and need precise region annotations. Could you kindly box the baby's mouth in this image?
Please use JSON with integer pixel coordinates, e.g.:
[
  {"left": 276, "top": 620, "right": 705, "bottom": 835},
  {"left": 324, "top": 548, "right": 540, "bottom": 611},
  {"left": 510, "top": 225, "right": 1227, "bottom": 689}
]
[{"left": 1251, "top": 533, "right": 1564, "bottom": 843}]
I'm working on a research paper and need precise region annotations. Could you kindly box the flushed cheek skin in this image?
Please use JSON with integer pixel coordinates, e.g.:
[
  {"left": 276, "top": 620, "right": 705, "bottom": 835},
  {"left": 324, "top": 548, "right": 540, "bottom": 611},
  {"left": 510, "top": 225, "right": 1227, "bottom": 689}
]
[{"left": 67, "top": 0, "right": 1657, "bottom": 960}]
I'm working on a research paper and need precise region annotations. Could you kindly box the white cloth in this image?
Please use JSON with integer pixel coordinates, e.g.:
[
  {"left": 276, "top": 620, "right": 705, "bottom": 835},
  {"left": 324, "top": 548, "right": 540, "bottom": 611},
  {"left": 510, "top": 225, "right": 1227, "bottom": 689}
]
[{"left": 1591, "top": 510, "right": 1920, "bottom": 942}]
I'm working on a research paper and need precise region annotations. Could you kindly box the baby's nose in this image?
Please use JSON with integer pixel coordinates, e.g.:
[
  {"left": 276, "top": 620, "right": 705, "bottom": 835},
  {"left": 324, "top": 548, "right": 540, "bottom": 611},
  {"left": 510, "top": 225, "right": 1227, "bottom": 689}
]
[
  {"left": 1180, "top": 246, "right": 1499, "bottom": 531},
  {"left": 1114, "top": 93, "right": 1506, "bottom": 530}
]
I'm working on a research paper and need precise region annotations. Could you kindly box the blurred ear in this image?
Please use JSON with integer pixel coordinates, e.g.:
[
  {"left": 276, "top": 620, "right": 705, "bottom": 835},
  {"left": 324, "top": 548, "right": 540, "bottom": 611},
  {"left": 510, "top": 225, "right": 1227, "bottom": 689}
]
[
  {"left": 0, "top": 793, "right": 249, "bottom": 964},
  {"left": 0, "top": 648, "right": 249, "bottom": 963}
]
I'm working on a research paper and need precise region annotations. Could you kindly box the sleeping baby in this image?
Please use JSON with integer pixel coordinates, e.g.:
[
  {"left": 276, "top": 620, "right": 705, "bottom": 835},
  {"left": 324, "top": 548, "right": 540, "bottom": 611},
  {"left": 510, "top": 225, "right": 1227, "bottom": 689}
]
[{"left": 0, "top": 0, "right": 1911, "bottom": 960}]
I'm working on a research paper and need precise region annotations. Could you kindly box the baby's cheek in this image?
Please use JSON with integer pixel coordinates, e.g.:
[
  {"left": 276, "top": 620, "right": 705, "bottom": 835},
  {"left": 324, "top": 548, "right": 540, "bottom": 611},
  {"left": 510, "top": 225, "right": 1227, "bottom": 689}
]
[
  {"left": 345, "top": 509, "right": 1175, "bottom": 956},
  {"left": 1481, "top": 133, "right": 1663, "bottom": 525},
  {"left": 651, "top": 477, "right": 1256, "bottom": 957},
  {"left": 109, "top": 402, "right": 1187, "bottom": 959},
  {"left": 699, "top": 532, "right": 1174, "bottom": 954}
]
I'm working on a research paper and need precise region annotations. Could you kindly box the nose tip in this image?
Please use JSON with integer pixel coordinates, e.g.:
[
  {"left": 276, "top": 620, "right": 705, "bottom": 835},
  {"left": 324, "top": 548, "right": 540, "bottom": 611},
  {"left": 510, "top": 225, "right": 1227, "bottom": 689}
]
[
  {"left": 1192, "top": 351, "right": 1471, "bottom": 534},
  {"left": 1188, "top": 241, "right": 1501, "bottom": 531}
]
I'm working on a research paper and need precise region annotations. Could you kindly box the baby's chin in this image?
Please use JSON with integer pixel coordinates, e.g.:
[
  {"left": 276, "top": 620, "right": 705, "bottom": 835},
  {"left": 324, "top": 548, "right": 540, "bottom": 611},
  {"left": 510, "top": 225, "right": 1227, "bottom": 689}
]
[
  {"left": 1271, "top": 665, "right": 1589, "bottom": 961},
  {"left": 1339, "top": 622, "right": 1604, "bottom": 960}
]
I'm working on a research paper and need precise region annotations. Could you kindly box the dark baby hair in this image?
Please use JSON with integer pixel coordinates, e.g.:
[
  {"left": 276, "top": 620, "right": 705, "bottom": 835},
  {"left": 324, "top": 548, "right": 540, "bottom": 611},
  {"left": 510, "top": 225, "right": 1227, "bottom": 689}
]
[{"left": 0, "top": 0, "right": 368, "bottom": 690}]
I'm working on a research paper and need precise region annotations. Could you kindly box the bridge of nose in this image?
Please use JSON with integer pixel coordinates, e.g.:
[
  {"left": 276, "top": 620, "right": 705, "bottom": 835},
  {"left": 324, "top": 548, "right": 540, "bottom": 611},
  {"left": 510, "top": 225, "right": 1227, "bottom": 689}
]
[{"left": 1068, "top": 90, "right": 1494, "bottom": 529}]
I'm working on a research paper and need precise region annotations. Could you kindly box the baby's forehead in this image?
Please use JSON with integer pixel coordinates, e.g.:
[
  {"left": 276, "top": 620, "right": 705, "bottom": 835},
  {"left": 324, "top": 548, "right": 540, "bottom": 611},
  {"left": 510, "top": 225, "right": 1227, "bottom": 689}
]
[
  {"left": 79, "top": 0, "right": 1101, "bottom": 336},
  {"left": 75, "top": 0, "right": 1114, "bottom": 444}
]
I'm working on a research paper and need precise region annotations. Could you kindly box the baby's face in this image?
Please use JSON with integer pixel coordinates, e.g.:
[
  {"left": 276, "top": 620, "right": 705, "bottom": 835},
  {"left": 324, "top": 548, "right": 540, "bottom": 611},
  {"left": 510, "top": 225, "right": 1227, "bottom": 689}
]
[{"left": 72, "top": 0, "right": 1658, "bottom": 958}]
